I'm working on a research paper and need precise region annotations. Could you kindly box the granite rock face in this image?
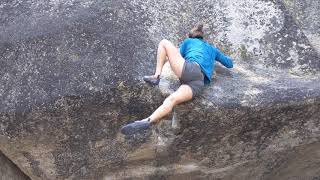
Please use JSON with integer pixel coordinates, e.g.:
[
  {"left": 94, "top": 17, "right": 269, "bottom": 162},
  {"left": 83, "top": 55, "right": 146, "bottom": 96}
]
[
  {"left": 282, "top": 0, "right": 320, "bottom": 53},
  {"left": 0, "top": 0, "right": 319, "bottom": 179},
  {"left": 0, "top": 151, "right": 30, "bottom": 180}
]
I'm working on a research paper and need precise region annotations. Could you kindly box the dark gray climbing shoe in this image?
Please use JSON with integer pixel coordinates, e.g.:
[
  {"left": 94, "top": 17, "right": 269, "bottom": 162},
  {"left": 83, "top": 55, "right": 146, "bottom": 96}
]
[
  {"left": 143, "top": 75, "right": 160, "bottom": 85},
  {"left": 121, "top": 118, "right": 151, "bottom": 135}
]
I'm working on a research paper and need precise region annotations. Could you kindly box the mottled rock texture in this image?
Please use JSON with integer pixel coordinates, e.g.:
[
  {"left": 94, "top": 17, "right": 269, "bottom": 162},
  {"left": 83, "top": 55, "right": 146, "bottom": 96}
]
[
  {"left": 0, "top": 0, "right": 319, "bottom": 179},
  {"left": 0, "top": 151, "right": 30, "bottom": 180},
  {"left": 282, "top": 0, "right": 320, "bottom": 53}
]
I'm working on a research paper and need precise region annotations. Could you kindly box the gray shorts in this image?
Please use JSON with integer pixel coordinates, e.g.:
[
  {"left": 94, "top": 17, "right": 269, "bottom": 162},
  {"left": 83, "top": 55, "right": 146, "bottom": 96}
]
[{"left": 179, "top": 61, "right": 205, "bottom": 97}]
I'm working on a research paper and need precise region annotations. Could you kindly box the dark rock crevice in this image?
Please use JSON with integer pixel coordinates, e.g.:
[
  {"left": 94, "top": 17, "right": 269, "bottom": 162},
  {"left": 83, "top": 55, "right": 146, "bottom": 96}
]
[{"left": 0, "top": 151, "right": 30, "bottom": 180}]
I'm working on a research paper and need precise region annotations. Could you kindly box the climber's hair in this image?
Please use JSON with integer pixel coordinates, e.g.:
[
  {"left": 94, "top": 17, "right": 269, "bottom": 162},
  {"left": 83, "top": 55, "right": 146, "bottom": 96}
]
[{"left": 188, "top": 24, "right": 204, "bottom": 39}]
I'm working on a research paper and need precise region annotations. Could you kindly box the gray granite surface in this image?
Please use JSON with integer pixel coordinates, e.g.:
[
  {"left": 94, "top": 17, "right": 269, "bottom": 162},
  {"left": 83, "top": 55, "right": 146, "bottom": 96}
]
[{"left": 0, "top": 0, "right": 319, "bottom": 179}]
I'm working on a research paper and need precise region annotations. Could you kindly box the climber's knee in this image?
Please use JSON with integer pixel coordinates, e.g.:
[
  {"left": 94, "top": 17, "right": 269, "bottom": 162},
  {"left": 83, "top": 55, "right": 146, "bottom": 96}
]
[
  {"left": 163, "top": 95, "right": 177, "bottom": 111},
  {"left": 160, "top": 39, "right": 174, "bottom": 49}
]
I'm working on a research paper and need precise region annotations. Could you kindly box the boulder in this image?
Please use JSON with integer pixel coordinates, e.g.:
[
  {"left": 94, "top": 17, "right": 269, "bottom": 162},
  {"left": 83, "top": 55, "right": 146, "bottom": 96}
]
[
  {"left": 0, "top": 0, "right": 319, "bottom": 179},
  {"left": 0, "top": 151, "right": 30, "bottom": 180}
]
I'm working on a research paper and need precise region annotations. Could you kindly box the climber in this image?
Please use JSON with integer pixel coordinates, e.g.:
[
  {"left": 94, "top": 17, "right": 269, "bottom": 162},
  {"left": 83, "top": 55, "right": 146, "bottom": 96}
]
[{"left": 121, "top": 24, "right": 233, "bottom": 135}]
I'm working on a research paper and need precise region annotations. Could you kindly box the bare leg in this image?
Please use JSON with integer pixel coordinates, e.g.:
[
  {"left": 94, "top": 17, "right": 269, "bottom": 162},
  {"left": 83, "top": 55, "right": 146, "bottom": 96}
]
[
  {"left": 153, "top": 39, "right": 185, "bottom": 78},
  {"left": 149, "top": 84, "right": 193, "bottom": 124},
  {"left": 154, "top": 41, "right": 168, "bottom": 77},
  {"left": 121, "top": 41, "right": 192, "bottom": 135}
]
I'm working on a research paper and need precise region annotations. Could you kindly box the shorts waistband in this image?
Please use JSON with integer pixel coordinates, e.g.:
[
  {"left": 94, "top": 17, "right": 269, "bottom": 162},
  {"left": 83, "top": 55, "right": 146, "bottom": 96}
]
[
  {"left": 186, "top": 61, "right": 205, "bottom": 79},
  {"left": 188, "top": 60, "right": 200, "bottom": 67}
]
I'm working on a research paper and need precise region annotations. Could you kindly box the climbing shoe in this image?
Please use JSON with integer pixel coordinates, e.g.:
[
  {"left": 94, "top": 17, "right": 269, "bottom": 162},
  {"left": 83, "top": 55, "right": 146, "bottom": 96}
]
[
  {"left": 121, "top": 118, "right": 151, "bottom": 135},
  {"left": 143, "top": 75, "right": 160, "bottom": 85}
]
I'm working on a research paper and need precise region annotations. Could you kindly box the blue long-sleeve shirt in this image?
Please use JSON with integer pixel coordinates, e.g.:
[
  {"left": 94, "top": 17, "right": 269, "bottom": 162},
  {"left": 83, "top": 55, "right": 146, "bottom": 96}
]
[{"left": 179, "top": 38, "right": 233, "bottom": 84}]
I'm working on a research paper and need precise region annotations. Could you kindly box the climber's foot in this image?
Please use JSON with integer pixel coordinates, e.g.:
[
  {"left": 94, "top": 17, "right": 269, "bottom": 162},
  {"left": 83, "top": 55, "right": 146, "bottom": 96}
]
[
  {"left": 121, "top": 118, "right": 151, "bottom": 135},
  {"left": 143, "top": 75, "right": 160, "bottom": 86}
]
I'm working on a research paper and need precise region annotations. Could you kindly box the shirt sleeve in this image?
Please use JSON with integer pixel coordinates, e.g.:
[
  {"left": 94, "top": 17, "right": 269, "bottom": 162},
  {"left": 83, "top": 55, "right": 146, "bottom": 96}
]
[{"left": 215, "top": 48, "right": 233, "bottom": 68}]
